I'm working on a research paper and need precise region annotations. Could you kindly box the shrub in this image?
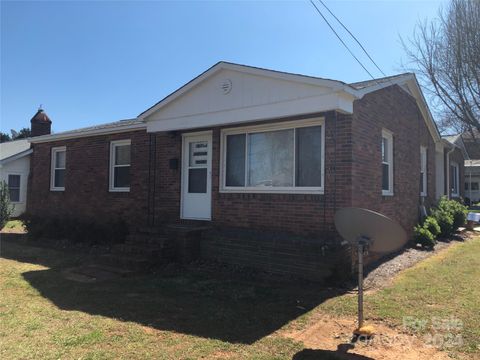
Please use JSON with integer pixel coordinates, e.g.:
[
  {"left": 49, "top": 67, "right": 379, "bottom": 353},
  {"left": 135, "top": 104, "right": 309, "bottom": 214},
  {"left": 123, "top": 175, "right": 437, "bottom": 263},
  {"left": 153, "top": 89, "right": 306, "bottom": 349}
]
[
  {"left": 22, "top": 214, "right": 129, "bottom": 245},
  {"left": 0, "top": 180, "right": 14, "bottom": 228},
  {"left": 431, "top": 209, "right": 455, "bottom": 238},
  {"left": 423, "top": 216, "right": 441, "bottom": 237},
  {"left": 413, "top": 225, "right": 436, "bottom": 249},
  {"left": 435, "top": 196, "right": 468, "bottom": 233}
]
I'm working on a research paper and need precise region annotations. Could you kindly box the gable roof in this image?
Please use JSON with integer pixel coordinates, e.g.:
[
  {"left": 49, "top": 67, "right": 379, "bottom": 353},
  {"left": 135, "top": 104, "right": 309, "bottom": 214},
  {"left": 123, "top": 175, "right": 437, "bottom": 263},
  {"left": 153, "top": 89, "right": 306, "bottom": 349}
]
[
  {"left": 0, "top": 139, "right": 32, "bottom": 166},
  {"left": 138, "top": 61, "right": 357, "bottom": 119},
  {"left": 139, "top": 61, "right": 441, "bottom": 142}
]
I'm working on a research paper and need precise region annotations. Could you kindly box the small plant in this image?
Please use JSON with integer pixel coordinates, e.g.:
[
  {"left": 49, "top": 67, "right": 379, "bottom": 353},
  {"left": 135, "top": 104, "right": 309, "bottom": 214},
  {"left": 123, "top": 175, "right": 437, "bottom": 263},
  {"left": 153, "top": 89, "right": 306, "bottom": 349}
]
[
  {"left": 0, "top": 181, "right": 14, "bottom": 229},
  {"left": 413, "top": 225, "right": 436, "bottom": 249},
  {"left": 423, "top": 216, "right": 441, "bottom": 237}
]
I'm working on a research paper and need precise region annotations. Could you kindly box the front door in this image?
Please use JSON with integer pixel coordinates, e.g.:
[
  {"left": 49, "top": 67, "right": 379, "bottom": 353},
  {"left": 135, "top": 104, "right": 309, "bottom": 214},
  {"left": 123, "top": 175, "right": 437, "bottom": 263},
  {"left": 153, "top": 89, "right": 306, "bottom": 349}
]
[{"left": 181, "top": 132, "right": 212, "bottom": 220}]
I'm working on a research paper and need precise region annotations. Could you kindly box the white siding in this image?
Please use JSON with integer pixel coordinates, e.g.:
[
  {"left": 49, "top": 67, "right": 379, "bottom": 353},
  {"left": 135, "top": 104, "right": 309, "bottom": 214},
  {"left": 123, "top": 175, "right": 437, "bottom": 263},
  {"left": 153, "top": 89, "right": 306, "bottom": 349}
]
[{"left": 0, "top": 156, "right": 30, "bottom": 217}]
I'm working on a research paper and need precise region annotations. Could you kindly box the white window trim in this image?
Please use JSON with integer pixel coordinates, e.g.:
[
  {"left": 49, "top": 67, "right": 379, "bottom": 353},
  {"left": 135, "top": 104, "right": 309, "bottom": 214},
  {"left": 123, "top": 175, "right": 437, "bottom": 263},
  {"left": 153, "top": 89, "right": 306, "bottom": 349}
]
[
  {"left": 7, "top": 172, "right": 23, "bottom": 203},
  {"left": 382, "top": 129, "right": 394, "bottom": 196},
  {"left": 109, "top": 139, "right": 131, "bottom": 192},
  {"left": 50, "top": 146, "right": 66, "bottom": 191},
  {"left": 219, "top": 118, "right": 325, "bottom": 194},
  {"left": 451, "top": 162, "right": 459, "bottom": 197},
  {"left": 420, "top": 146, "right": 427, "bottom": 197}
]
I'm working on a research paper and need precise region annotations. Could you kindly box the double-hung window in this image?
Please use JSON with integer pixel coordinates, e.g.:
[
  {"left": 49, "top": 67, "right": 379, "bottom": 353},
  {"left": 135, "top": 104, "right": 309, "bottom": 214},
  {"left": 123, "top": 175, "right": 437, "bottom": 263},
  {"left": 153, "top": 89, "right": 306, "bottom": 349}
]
[
  {"left": 450, "top": 162, "right": 459, "bottom": 197},
  {"left": 221, "top": 119, "right": 325, "bottom": 193},
  {"left": 51, "top": 146, "right": 66, "bottom": 191},
  {"left": 7, "top": 174, "right": 21, "bottom": 202},
  {"left": 420, "top": 146, "right": 427, "bottom": 196},
  {"left": 110, "top": 140, "right": 131, "bottom": 192},
  {"left": 381, "top": 130, "right": 394, "bottom": 196}
]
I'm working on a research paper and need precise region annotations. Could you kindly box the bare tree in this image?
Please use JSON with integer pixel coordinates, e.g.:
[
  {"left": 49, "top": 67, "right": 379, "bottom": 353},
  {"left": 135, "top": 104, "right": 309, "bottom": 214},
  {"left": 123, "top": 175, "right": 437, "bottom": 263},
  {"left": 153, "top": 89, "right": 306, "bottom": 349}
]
[{"left": 403, "top": 0, "right": 480, "bottom": 138}]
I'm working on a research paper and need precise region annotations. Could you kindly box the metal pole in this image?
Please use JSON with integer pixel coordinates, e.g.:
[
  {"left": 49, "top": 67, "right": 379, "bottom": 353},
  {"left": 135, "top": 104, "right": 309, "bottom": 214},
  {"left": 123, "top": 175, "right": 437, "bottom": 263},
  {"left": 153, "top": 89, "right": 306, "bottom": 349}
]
[{"left": 358, "top": 241, "right": 364, "bottom": 329}]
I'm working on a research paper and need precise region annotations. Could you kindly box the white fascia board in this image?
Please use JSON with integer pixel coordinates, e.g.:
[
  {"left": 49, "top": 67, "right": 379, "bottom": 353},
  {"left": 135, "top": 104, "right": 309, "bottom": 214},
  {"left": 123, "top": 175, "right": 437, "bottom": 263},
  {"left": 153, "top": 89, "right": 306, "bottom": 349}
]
[
  {"left": 29, "top": 122, "right": 146, "bottom": 144},
  {"left": 139, "top": 62, "right": 350, "bottom": 120},
  {"left": 0, "top": 149, "right": 33, "bottom": 166},
  {"left": 146, "top": 91, "right": 354, "bottom": 132}
]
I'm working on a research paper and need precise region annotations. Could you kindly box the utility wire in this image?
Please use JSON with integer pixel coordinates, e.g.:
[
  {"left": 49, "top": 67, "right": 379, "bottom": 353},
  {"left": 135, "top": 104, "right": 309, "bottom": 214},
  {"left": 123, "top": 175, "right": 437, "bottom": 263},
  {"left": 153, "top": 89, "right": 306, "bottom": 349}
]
[
  {"left": 309, "top": 0, "right": 377, "bottom": 81},
  {"left": 317, "top": 0, "right": 387, "bottom": 78}
]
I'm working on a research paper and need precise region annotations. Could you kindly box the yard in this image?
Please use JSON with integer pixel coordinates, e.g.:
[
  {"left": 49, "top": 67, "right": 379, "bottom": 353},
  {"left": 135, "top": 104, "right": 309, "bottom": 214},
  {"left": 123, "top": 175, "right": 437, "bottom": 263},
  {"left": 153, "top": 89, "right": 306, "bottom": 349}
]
[{"left": 0, "top": 235, "right": 479, "bottom": 360}]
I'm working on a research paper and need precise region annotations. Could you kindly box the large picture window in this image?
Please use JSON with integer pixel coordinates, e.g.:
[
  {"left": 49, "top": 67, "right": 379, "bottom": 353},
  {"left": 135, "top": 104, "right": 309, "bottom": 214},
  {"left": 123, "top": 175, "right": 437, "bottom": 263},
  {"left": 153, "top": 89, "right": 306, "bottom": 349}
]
[
  {"left": 420, "top": 146, "right": 427, "bottom": 196},
  {"left": 381, "top": 130, "right": 394, "bottom": 196},
  {"left": 50, "top": 146, "right": 66, "bottom": 191},
  {"left": 110, "top": 140, "right": 131, "bottom": 192},
  {"left": 221, "top": 119, "right": 324, "bottom": 193}
]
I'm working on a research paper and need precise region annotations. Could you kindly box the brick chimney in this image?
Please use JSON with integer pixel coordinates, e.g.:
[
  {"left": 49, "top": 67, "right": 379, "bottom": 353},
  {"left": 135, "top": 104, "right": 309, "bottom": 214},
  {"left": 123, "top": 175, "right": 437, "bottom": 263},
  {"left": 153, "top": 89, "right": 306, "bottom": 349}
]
[{"left": 30, "top": 107, "right": 52, "bottom": 137}]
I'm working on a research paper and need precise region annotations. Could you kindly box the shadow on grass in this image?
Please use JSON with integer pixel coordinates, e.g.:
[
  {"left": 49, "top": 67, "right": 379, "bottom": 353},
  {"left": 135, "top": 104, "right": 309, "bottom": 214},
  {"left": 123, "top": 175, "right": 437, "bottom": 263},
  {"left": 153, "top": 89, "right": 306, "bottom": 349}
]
[
  {"left": 292, "top": 346, "right": 374, "bottom": 359},
  {"left": 1, "top": 236, "right": 350, "bottom": 344}
]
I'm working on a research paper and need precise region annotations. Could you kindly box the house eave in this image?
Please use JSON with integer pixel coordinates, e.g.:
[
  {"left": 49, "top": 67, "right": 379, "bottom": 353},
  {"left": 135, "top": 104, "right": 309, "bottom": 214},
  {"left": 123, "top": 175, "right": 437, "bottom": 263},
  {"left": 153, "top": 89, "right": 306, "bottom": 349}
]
[
  {"left": 0, "top": 149, "right": 32, "bottom": 167},
  {"left": 29, "top": 122, "right": 147, "bottom": 144}
]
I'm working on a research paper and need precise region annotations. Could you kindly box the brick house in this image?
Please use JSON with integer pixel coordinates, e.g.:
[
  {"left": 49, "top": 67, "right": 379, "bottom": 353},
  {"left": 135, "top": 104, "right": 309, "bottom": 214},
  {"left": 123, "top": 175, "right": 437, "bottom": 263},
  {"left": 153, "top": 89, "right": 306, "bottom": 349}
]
[{"left": 27, "top": 62, "right": 464, "bottom": 280}]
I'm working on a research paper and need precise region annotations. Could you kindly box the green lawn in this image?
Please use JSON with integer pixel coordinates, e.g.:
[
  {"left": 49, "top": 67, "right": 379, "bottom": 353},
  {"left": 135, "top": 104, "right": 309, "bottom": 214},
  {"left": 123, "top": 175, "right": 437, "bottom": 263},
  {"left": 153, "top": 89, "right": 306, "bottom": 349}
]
[
  {"left": 318, "top": 237, "right": 480, "bottom": 356},
  {"left": 1, "top": 236, "right": 479, "bottom": 359},
  {"left": 0, "top": 238, "right": 343, "bottom": 360}
]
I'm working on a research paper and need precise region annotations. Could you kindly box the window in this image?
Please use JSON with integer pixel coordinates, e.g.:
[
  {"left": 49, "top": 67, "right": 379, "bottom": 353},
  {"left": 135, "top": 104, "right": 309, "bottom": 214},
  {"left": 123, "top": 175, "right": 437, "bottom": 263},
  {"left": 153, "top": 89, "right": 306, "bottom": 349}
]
[
  {"left": 381, "top": 130, "right": 394, "bottom": 196},
  {"left": 420, "top": 146, "right": 427, "bottom": 196},
  {"left": 221, "top": 119, "right": 324, "bottom": 193},
  {"left": 450, "top": 162, "right": 459, "bottom": 197},
  {"left": 7, "top": 174, "right": 21, "bottom": 202},
  {"left": 467, "top": 182, "right": 480, "bottom": 191},
  {"left": 110, "top": 140, "right": 131, "bottom": 192},
  {"left": 51, "top": 147, "right": 66, "bottom": 191}
]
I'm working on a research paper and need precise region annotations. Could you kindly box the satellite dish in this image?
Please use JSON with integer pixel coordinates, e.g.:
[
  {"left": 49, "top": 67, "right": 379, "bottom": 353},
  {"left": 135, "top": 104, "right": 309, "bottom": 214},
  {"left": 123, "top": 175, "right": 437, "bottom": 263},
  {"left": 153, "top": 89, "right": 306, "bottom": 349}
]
[{"left": 334, "top": 208, "right": 408, "bottom": 337}]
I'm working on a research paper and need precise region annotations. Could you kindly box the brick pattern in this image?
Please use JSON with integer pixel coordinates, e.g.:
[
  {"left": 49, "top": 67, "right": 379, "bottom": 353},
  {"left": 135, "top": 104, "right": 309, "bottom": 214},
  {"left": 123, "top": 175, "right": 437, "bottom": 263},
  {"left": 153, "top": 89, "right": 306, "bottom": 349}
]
[
  {"left": 28, "top": 131, "right": 150, "bottom": 227},
  {"left": 351, "top": 85, "right": 438, "bottom": 236}
]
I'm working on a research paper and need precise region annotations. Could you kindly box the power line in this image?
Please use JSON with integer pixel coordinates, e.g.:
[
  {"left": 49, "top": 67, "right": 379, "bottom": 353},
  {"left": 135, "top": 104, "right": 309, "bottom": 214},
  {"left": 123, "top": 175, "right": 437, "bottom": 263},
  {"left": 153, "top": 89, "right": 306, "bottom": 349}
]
[
  {"left": 309, "top": 0, "right": 377, "bottom": 81},
  {"left": 317, "top": 0, "right": 387, "bottom": 77}
]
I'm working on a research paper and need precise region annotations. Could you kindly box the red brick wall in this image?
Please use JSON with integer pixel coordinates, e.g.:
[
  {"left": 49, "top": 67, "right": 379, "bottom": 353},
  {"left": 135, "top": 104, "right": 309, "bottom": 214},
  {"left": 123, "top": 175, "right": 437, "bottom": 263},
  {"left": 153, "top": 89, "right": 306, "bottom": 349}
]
[
  {"left": 351, "top": 85, "right": 438, "bottom": 235},
  {"left": 151, "top": 112, "right": 353, "bottom": 239},
  {"left": 28, "top": 130, "right": 150, "bottom": 228}
]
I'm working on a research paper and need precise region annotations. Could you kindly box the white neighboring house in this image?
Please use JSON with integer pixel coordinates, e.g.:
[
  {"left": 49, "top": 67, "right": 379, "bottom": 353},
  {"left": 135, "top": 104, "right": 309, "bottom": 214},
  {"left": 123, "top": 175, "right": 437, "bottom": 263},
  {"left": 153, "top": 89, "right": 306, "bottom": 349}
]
[{"left": 0, "top": 139, "right": 32, "bottom": 217}]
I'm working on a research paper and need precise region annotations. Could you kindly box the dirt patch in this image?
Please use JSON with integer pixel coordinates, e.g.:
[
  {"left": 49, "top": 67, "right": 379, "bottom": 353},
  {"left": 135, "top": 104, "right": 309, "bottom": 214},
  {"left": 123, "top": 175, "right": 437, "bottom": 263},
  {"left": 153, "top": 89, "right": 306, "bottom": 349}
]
[
  {"left": 283, "top": 313, "right": 463, "bottom": 360},
  {"left": 362, "top": 231, "right": 477, "bottom": 291}
]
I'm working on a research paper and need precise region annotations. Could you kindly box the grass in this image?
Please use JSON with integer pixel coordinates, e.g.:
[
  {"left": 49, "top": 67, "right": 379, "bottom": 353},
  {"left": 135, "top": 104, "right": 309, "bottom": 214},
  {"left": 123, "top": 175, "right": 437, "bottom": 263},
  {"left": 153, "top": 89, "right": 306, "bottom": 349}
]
[
  {"left": 318, "top": 237, "right": 480, "bottom": 356},
  {"left": 0, "top": 238, "right": 344, "bottom": 360},
  {"left": 1, "top": 219, "right": 25, "bottom": 233},
  {"left": 1, "top": 236, "right": 479, "bottom": 359}
]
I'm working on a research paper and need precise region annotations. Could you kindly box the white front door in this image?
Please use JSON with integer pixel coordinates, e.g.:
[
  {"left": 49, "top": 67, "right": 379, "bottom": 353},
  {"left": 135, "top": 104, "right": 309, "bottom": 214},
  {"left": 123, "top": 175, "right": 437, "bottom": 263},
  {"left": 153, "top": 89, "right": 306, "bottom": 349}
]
[{"left": 181, "top": 132, "right": 212, "bottom": 220}]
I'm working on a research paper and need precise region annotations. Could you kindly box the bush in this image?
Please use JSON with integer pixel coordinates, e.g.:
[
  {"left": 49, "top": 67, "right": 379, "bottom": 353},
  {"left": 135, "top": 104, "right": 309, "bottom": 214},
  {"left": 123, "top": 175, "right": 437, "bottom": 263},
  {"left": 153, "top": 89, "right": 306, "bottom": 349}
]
[
  {"left": 22, "top": 214, "right": 129, "bottom": 245},
  {"left": 0, "top": 180, "right": 14, "bottom": 228},
  {"left": 434, "top": 196, "right": 468, "bottom": 233},
  {"left": 431, "top": 209, "right": 455, "bottom": 238},
  {"left": 423, "top": 216, "right": 441, "bottom": 237},
  {"left": 414, "top": 225, "right": 436, "bottom": 249}
]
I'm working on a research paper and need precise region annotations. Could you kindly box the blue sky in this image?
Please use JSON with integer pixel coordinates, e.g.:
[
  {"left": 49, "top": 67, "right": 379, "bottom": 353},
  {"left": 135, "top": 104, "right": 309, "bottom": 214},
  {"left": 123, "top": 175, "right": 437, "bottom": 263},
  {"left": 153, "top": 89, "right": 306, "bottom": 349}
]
[{"left": 1, "top": 0, "right": 445, "bottom": 134}]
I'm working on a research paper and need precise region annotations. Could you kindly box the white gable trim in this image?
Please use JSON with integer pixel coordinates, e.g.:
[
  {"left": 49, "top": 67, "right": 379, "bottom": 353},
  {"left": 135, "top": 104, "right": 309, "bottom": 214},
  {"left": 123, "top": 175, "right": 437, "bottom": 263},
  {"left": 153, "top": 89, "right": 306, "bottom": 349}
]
[{"left": 139, "top": 62, "right": 354, "bottom": 120}]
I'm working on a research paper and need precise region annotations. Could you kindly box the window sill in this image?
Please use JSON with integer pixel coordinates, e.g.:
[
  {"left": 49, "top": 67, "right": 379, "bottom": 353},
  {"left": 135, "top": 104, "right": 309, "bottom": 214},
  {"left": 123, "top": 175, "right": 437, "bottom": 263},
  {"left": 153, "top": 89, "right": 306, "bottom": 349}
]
[
  {"left": 50, "top": 188, "right": 65, "bottom": 192},
  {"left": 220, "top": 188, "right": 324, "bottom": 195},
  {"left": 420, "top": 193, "right": 427, "bottom": 197},
  {"left": 382, "top": 191, "right": 394, "bottom": 197},
  {"left": 109, "top": 188, "right": 130, "bottom": 193}
]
